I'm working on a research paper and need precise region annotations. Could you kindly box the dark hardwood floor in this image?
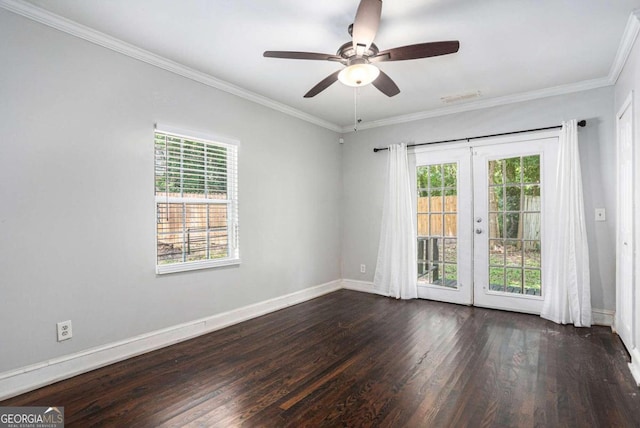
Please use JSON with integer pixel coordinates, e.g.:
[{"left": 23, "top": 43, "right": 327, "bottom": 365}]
[{"left": 3, "top": 290, "right": 639, "bottom": 427}]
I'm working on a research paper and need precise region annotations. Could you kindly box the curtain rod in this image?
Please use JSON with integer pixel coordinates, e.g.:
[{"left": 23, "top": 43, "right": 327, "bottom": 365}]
[{"left": 372, "top": 120, "right": 587, "bottom": 153}]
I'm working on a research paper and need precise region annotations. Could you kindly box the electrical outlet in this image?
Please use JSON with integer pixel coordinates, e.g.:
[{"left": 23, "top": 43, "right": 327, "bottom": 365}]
[
  {"left": 57, "top": 320, "right": 72, "bottom": 342},
  {"left": 360, "top": 264, "right": 366, "bottom": 274},
  {"left": 595, "top": 208, "right": 606, "bottom": 222}
]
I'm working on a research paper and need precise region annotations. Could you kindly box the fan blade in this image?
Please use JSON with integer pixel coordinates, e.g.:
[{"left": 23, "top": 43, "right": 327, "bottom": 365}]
[
  {"left": 352, "top": 0, "right": 382, "bottom": 52},
  {"left": 372, "top": 70, "right": 400, "bottom": 97},
  {"left": 304, "top": 70, "right": 341, "bottom": 98},
  {"left": 370, "top": 41, "right": 460, "bottom": 62},
  {"left": 264, "top": 51, "right": 343, "bottom": 62}
]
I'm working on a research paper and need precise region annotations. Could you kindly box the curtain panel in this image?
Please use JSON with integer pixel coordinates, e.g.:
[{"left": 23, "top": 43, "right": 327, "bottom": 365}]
[
  {"left": 373, "top": 143, "right": 418, "bottom": 299},
  {"left": 541, "top": 119, "right": 592, "bottom": 327}
]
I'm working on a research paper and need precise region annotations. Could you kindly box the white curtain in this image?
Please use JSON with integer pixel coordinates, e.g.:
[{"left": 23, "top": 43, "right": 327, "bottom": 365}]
[
  {"left": 541, "top": 119, "right": 592, "bottom": 326},
  {"left": 373, "top": 143, "right": 418, "bottom": 299}
]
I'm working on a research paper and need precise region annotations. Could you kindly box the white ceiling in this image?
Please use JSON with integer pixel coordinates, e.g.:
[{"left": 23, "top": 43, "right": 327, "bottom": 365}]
[{"left": 16, "top": 0, "right": 640, "bottom": 129}]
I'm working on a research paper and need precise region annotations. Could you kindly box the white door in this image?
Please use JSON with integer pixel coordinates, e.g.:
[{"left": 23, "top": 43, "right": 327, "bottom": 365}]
[
  {"left": 414, "top": 148, "right": 473, "bottom": 305},
  {"left": 473, "top": 136, "right": 558, "bottom": 314},
  {"left": 414, "top": 133, "right": 558, "bottom": 314},
  {"left": 617, "top": 94, "right": 634, "bottom": 349}
]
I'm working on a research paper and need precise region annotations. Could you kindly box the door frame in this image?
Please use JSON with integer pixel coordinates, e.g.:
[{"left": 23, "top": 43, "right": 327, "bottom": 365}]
[
  {"left": 616, "top": 91, "right": 635, "bottom": 350},
  {"left": 411, "top": 129, "right": 560, "bottom": 314}
]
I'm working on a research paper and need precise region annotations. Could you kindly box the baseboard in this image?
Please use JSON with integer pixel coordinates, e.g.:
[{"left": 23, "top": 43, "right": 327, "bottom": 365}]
[
  {"left": 628, "top": 347, "right": 640, "bottom": 386},
  {"left": 341, "top": 279, "right": 376, "bottom": 294},
  {"left": 0, "top": 279, "right": 342, "bottom": 401},
  {"left": 342, "top": 279, "right": 614, "bottom": 327},
  {"left": 592, "top": 308, "right": 615, "bottom": 327},
  {"left": 610, "top": 322, "right": 640, "bottom": 387}
]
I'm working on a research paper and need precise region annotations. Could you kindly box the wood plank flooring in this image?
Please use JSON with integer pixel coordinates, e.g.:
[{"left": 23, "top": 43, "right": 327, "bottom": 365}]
[{"left": 2, "top": 290, "right": 639, "bottom": 427}]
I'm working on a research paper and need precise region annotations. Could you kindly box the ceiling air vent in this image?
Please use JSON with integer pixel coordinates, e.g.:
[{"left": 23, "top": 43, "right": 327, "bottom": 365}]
[{"left": 440, "top": 90, "right": 482, "bottom": 104}]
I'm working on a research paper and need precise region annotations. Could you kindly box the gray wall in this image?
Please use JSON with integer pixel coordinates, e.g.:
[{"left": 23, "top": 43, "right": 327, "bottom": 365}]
[
  {"left": 0, "top": 10, "right": 342, "bottom": 373},
  {"left": 341, "top": 87, "right": 616, "bottom": 312}
]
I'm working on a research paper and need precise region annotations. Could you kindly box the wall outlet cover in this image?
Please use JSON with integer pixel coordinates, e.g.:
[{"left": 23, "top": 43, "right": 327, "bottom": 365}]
[{"left": 57, "top": 320, "right": 72, "bottom": 342}]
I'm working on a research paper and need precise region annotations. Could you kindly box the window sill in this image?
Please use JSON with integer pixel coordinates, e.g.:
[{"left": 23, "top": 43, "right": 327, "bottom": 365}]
[{"left": 156, "top": 258, "right": 241, "bottom": 275}]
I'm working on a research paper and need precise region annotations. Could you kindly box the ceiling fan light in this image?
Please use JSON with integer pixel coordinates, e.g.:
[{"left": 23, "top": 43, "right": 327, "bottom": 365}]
[{"left": 338, "top": 63, "right": 380, "bottom": 87}]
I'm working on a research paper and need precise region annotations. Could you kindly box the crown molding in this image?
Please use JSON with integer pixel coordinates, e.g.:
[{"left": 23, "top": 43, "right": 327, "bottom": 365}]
[
  {"left": 0, "top": 0, "right": 342, "bottom": 133},
  {"left": 3, "top": 1, "right": 637, "bottom": 135},
  {"left": 343, "top": 77, "right": 611, "bottom": 133},
  {"left": 607, "top": 9, "right": 640, "bottom": 85}
]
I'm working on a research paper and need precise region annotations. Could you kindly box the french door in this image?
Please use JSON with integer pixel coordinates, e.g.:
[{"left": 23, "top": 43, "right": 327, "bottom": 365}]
[
  {"left": 414, "top": 134, "right": 558, "bottom": 314},
  {"left": 415, "top": 148, "right": 473, "bottom": 305}
]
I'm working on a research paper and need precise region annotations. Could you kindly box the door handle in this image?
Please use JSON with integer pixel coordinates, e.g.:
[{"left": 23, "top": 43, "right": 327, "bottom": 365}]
[{"left": 475, "top": 228, "right": 483, "bottom": 234}]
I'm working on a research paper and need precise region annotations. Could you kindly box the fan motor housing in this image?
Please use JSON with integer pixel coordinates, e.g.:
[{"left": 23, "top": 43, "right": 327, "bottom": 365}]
[{"left": 337, "top": 42, "right": 379, "bottom": 61}]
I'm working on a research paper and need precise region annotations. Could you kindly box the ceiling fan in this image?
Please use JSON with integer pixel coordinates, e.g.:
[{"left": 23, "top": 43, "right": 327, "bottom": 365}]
[{"left": 263, "top": 0, "right": 460, "bottom": 98}]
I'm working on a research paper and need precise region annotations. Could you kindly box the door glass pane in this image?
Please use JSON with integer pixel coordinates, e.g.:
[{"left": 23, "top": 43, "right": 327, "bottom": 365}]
[
  {"left": 430, "top": 214, "right": 442, "bottom": 236},
  {"left": 506, "top": 268, "right": 523, "bottom": 293},
  {"left": 429, "top": 191, "right": 443, "bottom": 212},
  {"left": 504, "top": 157, "right": 521, "bottom": 183},
  {"left": 444, "top": 164, "right": 457, "bottom": 188},
  {"left": 487, "top": 155, "right": 542, "bottom": 296},
  {"left": 524, "top": 269, "right": 541, "bottom": 295},
  {"left": 444, "top": 214, "right": 457, "bottom": 237},
  {"left": 489, "top": 239, "right": 504, "bottom": 265},
  {"left": 417, "top": 163, "right": 458, "bottom": 288},
  {"left": 505, "top": 186, "right": 522, "bottom": 211},
  {"left": 522, "top": 213, "right": 540, "bottom": 240},
  {"left": 504, "top": 213, "right": 520, "bottom": 239},
  {"left": 417, "top": 213, "right": 429, "bottom": 237},
  {"left": 444, "top": 239, "right": 457, "bottom": 263},
  {"left": 430, "top": 165, "right": 443, "bottom": 187},
  {"left": 505, "top": 241, "right": 522, "bottom": 266},
  {"left": 522, "top": 156, "right": 540, "bottom": 183},
  {"left": 488, "top": 159, "right": 504, "bottom": 185},
  {"left": 489, "top": 187, "right": 502, "bottom": 211},
  {"left": 433, "top": 239, "right": 443, "bottom": 262},
  {"left": 524, "top": 241, "right": 541, "bottom": 268},
  {"left": 444, "top": 263, "right": 457, "bottom": 283},
  {"left": 490, "top": 267, "right": 505, "bottom": 292},
  {"left": 489, "top": 213, "right": 502, "bottom": 238}
]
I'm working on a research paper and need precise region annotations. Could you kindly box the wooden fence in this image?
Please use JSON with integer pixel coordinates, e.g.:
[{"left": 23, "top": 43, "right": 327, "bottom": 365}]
[
  {"left": 156, "top": 193, "right": 228, "bottom": 257},
  {"left": 417, "top": 195, "right": 541, "bottom": 241},
  {"left": 521, "top": 196, "right": 540, "bottom": 249},
  {"left": 417, "top": 196, "right": 457, "bottom": 237}
]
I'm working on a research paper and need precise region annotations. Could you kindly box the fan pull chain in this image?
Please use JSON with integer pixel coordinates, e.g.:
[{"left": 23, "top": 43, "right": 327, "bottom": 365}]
[
  {"left": 354, "top": 88, "right": 358, "bottom": 132},
  {"left": 353, "top": 88, "right": 363, "bottom": 132}
]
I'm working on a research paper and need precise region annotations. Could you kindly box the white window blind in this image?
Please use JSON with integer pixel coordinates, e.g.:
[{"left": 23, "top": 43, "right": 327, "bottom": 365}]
[{"left": 154, "top": 126, "right": 239, "bottom": 274}]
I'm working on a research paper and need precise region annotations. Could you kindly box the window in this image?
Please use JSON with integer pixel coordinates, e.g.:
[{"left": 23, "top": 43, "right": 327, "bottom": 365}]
[{"left": 154, "top": 125, "right": 239, "bottom": 274}]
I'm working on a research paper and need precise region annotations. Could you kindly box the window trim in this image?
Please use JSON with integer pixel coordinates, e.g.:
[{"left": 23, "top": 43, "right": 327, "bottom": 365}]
[
  {"left": 154, "top": 124, "right": 240, "bottom": 275},
  {"left": 156, "top": 256, "right": 241, "bottom": 274}
]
